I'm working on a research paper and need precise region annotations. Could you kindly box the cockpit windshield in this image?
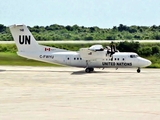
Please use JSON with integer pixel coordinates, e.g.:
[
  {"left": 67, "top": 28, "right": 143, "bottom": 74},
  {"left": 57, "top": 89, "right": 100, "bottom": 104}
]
[{"left": 130, "top": 54, "right": 139, "bottom": 58}]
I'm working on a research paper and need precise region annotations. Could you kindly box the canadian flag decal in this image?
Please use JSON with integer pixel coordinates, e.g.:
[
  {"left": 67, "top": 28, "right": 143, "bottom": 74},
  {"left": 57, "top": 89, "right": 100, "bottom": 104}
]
[{"left": 45, "top": 48, "right": 50, "bottom": 51}]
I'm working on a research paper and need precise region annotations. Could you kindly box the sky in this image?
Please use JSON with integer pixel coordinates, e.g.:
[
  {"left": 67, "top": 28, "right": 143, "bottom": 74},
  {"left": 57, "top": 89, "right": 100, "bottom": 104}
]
[{"left": 1, "top": 0, "right": 160, "bottom": 28}]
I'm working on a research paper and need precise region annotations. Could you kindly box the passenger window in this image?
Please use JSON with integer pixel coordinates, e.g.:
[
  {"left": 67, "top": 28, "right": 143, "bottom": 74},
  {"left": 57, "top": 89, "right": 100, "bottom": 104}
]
[
  {"left": 115, "top": 58, "right": 116, "bottom": 61},
  {"left": 122, "top": 58, "right": 124, "bottom": 61},
  {"left": 80, "top": 58, "right": 82, "bottom": 60},
  {"left": 67, "top": 58, "right": 69, "bottom": 60},
  {"left": 74, "top": 58, "right": 76, "bottom": 60},
  {"left": 77, "top": 58, "right": 79, "bottom": 60}
]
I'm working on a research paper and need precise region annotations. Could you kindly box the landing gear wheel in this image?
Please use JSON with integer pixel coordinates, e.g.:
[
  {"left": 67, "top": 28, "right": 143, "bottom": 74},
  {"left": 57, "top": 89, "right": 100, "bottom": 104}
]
[
  {"left": 85, "top": 68, "right": 94, "bottom": 73},
  {"left": 137, "top": 68, "right": 141, "bottom": 73},
  {"left": 90, "top": 68, "right": 94, "bottom": 72},
  {"left": 85, "top": 68, "right": 91, "bottom": 73}
]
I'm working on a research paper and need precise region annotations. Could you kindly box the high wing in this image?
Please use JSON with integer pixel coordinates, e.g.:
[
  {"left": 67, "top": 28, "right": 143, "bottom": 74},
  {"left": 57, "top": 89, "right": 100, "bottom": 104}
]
[{"left": 78, "top": 44, "right": 107, "bottom": 60}]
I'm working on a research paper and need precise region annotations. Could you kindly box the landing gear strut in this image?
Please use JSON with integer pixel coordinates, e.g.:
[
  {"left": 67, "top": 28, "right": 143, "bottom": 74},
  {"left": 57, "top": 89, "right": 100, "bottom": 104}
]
[
  {"left": 137, "top": 67, "right": 141, "bottom": 73},
  {"left": 85, "top": 67, "right": 94, "bottom": 73}
]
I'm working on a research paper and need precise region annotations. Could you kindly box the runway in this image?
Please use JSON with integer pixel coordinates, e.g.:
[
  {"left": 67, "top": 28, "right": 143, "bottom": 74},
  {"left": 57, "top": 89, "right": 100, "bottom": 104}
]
[{"left": 0, "top": 66, "right": 160, "bottom": 120}]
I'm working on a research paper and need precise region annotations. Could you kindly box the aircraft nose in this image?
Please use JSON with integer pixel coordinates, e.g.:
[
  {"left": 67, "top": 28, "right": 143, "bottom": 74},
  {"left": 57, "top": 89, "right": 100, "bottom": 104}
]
[
  {"left": 145, "top": 60, "right": 152, "bottom": 66},
  {"left": 143, "top": 59, "right": 152, "bottom": 67},
  {"left": 138, "top": 58, "right": 152, "bottom": 67}
]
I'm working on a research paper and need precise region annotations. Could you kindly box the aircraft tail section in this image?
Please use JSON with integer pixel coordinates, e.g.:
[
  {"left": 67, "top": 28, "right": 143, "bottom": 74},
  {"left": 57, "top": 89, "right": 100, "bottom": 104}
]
[
  {"left": 9, "top": 25, "right": 41, "bottom": 52},
  {"left": 9, "top": 24, "right": 68, "bottom": 53}
]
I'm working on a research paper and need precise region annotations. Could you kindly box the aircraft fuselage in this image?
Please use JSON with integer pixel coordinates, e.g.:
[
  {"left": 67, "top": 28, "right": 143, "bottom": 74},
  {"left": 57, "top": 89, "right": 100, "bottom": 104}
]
[{"left": 18, "top": 51, "right": 151, "bottom": 68}]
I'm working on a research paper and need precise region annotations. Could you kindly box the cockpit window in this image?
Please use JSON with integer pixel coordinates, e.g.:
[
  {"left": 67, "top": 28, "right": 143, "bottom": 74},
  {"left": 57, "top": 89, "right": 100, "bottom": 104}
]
[
  {"left": 130, "top": 54, "right": 139, "bottom": 58},
  {"left": 135, "top": 55, "right": 139, "bottom": 57}
]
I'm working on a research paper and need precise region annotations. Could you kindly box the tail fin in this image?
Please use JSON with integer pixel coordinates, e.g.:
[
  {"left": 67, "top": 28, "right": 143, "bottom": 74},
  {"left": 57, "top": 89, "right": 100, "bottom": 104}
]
[
  {"left": 10, "top": 24, "right": 69, "bottom": 53},
  {"left": 9, "top": 24, "right": 40, "bottom": 52}
]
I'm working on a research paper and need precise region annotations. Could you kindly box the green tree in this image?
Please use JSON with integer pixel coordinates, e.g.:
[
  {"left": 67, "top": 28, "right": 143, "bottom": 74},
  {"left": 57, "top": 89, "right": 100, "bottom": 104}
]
[
  {"left": 139, "top": 47, "right": 152, "bottom": 56},
  {"left": 0, "top": 24, "right": 6, "bottom": 33},
  {"left": 152, "top": 46, "right": 160, "bottom": 54},
  {"left": 117, "top": 41, "right": 140, "bottom": 53}
]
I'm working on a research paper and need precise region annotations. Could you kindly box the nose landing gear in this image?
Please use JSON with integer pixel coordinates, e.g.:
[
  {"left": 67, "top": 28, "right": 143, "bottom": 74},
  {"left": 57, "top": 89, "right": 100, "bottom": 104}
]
[{"left": 137, "top": 67, "right": 141, "bottom": 73}]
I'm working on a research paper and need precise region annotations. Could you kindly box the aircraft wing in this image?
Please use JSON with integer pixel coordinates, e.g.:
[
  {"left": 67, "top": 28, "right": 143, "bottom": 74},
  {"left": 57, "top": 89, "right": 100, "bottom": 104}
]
[{"left": 78, "top": 45, "right": 106, "bottom": 60}]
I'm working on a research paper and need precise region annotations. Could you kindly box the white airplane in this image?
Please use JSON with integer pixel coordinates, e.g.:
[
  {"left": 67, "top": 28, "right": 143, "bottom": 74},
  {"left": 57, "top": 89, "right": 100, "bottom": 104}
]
[{"left": 9, "top": 24, "right": 151, "bottom": 73}]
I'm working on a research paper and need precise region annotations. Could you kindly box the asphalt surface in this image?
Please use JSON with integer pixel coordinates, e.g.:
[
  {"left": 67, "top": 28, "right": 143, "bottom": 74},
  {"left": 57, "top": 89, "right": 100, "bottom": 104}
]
[{"left": 0, "top": 66, "right": 160, "bottom": 120}]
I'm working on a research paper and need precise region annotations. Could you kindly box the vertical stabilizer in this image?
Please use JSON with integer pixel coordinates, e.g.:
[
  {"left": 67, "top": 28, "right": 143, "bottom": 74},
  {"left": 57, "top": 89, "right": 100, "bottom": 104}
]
[{"left": 9, "top": 25, "right": 40, "bottom": 52}]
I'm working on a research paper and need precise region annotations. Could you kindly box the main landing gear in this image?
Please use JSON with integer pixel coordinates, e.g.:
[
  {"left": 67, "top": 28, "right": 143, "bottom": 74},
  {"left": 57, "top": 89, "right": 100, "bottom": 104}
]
[
  {"left": 85, "top": 67, "right": 94, "bottom": 73},
  {"left": 137, "top": 67, "right": 141, "bottom": 73}
]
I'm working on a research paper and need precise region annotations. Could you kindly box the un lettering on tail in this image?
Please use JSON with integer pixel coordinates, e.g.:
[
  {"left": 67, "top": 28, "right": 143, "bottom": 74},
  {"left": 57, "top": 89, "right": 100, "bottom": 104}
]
[{"left": 19, "top": 35, "right": 31, "bottom": 45}]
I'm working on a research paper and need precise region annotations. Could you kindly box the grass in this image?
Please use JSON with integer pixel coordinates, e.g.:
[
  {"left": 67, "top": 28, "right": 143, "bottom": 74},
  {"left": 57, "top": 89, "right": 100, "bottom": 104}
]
[
  {"left": 0, "top": 52, "right": 61, "bottom": 66},
  {"left": 145, "top": 55, "right": 160, "bottom": 68}
]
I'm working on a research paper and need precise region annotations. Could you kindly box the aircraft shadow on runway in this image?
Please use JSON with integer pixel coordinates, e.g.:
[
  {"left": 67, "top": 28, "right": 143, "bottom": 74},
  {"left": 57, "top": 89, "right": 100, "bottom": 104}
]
[
  {"left": 71, "top": 70, "right": 136, "bottom": 75},
  {"left": 0, "top": 69, "right": 148, "bottom": 75},
  {"left": 0, "top": 69, "right": 109, "bottom": 74},
  {"left": 0, "top": 69, "right": 6, "bottom": 72}
]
